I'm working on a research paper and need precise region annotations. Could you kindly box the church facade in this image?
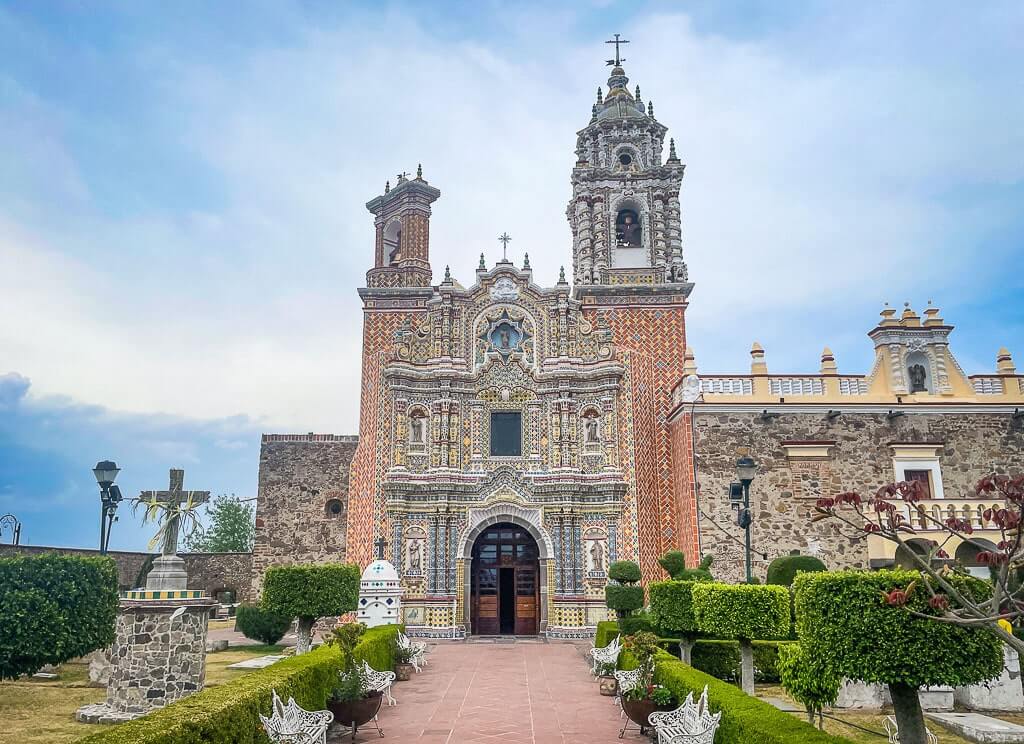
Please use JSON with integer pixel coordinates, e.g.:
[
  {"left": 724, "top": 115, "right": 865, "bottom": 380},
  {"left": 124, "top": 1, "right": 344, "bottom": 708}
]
[{"left": 252, "top": 48, "right": 1024, "bottom": 637}]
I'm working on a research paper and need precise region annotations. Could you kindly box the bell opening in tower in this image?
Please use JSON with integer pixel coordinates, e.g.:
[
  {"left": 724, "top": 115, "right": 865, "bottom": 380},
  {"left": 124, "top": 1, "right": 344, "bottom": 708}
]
[{"left": 613, "top": 208, "right": 648, "bottom": 268}]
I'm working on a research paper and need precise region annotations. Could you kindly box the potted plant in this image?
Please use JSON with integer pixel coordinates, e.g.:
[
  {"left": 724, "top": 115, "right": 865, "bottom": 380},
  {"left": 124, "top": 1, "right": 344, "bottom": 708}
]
[
  {"left": 596, "top": 660, "right": 618, "bottom": 696},
  {"left": 394, "top": 644, "right": 416, "bottom": 681},
  {"left": 325, "top": 623, "right": 383, "bottom": 737},
  {"left": 620, "top": 632, "right": 674, "bottom": 734}
]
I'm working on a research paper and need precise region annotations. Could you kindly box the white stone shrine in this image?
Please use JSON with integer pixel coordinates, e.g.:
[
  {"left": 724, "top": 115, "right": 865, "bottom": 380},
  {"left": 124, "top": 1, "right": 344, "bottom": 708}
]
[{"left": 357, "top": 541, "right": 403, "bottom": 628}]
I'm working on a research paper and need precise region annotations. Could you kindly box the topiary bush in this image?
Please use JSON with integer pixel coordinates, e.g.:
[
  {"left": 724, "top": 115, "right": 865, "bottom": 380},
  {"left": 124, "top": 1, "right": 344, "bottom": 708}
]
[
  {"left": 692, "top": 582, "right": 791, "bottom": 694},
  {"left": 778, "top": 643, "right": 841, "bottom": 728},
  {"left": 658, "top": 551, "right": 715, "bottom": 581},
  {"left": 619, "top": 613, "right": 654, "bottom": 636},
  {"left": 0, "top": 553, "right": 118, "bottom": 679},
  {"left": 605, "top": 559, "right": 643, "bottom": 619},
  {"left": 235, "top": 603, "right": 292, "bottom": 645},
  {"left": 766, "top": 554, "right": 827, "bottom": 587},
  {"left": 261, "top": 563, "right": 360, "bottom": 654},
  {"left": 649, "top": 579, "right": 702, "bottom": 662},
  {"left": 795, "top": 570, "right": 1003, "bottom": 744}
]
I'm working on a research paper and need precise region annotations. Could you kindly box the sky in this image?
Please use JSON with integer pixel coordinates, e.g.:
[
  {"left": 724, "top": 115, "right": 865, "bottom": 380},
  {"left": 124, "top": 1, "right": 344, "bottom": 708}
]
[{"left": 1, "top": 1, "right": 1022, "bottom": 551}]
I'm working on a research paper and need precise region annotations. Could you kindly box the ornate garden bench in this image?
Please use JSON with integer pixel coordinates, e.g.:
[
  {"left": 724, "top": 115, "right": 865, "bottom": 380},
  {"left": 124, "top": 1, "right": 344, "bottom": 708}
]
[
  {"left": 884, "top": 715, "right": 938, "bottom": 744},
  {"left": 398, "top": 631, "right": 427, "bottom": 672},
  {"left": 361, "top": 660, "right": 397, "bottom": 706},
  {"left": 648, "top": 686, "right": 722, "bottom": 744},
  {"left": 259, "top": 689, "right": 334, "bottom": 744},
  {"left": 591, "top": 634, "right": 622, "bottom": 675}
]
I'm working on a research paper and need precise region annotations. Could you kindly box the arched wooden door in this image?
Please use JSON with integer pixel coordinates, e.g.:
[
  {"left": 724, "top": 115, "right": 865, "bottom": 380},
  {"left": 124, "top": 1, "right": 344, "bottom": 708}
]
[{"left": 470, "top": 522, "right": 539, "bottom": 635}]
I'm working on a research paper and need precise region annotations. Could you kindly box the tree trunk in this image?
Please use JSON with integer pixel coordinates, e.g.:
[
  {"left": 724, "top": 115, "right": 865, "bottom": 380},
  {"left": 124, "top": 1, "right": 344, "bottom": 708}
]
[
  {"left": 739, "top": 638, "right": 755, "bottom": 696},
  {"left": 295, "top": 617, "right": 315, "bottom": 655},
  {"left": 888, "top": 682, "right": 928, "bottom": 744},
  {"left": 680, "top": 638, "right": 693, "bottom": 665}
]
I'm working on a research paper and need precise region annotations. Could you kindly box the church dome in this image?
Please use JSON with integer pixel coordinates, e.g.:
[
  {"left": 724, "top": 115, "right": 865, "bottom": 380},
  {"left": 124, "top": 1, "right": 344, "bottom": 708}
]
[{"left": 361, "top": 559, "right": 399, "bottom": 582}]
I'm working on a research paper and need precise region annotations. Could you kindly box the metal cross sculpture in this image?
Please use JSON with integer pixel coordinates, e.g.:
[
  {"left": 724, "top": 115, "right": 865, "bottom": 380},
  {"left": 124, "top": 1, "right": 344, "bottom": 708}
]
[
  {"left": 135, "top": 469, "right": 210, "bottom": 556},
  {"left": 605, "top": 33, "right": 629, "bottom": 66},
  {"left": 498, "top": 232, "right": 511, "bottom": 261},
  {"left": 373, "top": 536, "right": 387, "bottom": 561}
]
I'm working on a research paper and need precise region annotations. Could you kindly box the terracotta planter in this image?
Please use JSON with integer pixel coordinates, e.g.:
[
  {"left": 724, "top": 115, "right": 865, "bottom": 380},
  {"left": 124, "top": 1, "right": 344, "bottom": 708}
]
[
  {"left": 327, "top": 690, "right": 383, "bottom": 740},
  {"left": 598, "top": 675, "right": 618, "bottom": 696},
  {"left": 395, "top": 662, "right": 414, "bottom": 681},
  {"left": 621, "top": 697, "right": 672, "bottom": 734}
]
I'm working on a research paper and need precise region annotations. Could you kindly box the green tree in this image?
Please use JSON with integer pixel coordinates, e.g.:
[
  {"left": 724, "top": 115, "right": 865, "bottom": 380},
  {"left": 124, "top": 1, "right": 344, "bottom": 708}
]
[
  {"left": 184, "top": 494, "right": 255, "bottom": 553},
  {"left": 649, "top": 580, "right": 701, "bottom": 663},
  {"left": 778, "top": 643, "right": 840, "bottom": 728},
  {"left": 794, "top": 570, "right": 1003, "bottom": 744},
  {"left": 262, "top": 563, "right": 361, "bottom": 654},
  {"left": 0, "top": 554, "right": 118, "bottom": 679}
]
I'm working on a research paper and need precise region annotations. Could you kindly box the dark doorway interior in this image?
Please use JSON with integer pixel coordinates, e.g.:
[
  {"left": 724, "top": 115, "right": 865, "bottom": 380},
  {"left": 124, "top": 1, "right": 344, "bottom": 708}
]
[{"left": 499, "top": 568, "right": 515, "bottom": 634}]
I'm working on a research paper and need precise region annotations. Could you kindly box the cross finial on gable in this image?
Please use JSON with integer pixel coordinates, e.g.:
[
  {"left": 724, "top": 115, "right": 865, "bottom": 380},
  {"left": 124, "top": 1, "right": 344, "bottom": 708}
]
[{"left": 373, "top": 536, "right": 387, "bottom": 561}]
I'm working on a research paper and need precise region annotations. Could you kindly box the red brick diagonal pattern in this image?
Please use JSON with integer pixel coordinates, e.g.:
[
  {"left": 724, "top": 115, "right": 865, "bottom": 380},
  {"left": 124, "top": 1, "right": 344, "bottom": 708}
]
[{"left": 355, "top": 642, "right": 630, "bottom": 743}]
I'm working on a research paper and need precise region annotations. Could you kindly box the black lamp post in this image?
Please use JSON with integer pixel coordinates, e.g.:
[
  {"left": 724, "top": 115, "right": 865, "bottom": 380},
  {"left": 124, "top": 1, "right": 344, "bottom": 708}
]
[
  {"left": 92, "top": 460, "right": 123, "bottom": 554},
  {"left": 0, "top": 513, "right": 21, "bottom": 545},
  {"left": 735, "top": 455, "right": 758, "bottom": 583}
]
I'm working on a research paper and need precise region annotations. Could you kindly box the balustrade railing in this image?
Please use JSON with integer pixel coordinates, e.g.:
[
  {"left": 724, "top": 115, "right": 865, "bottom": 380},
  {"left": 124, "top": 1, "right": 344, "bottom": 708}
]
[
  {"left": 971, "top": 377, "right": 1006, "bottom": 395},
  {"left": 898, "top": 498, "right": 1006, "bottom": 532},
  {"left": 769, "top": 377, "right": 825, "bottom": 396},
  {"left": 699, "top": 377, "right": 753, "bottom": 395}
]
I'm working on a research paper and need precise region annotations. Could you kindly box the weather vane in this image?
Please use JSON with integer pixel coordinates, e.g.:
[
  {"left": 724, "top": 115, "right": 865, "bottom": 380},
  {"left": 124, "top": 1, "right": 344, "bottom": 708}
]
[
  {"left": 498, "top": 232, "right": 511, "bottom": 261},
  {"left": 605, "top": 33, "right": 629, "bottom": 66}
]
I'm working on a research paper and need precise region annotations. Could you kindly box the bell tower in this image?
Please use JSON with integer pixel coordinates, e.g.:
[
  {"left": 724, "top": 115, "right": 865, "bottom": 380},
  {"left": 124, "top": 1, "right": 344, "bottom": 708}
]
[
  {"left": 365, "top": 165, "right": 440, "bottom": 288},
  {"left": 568, "top": 36, "right": 688, "bottom": 287}
]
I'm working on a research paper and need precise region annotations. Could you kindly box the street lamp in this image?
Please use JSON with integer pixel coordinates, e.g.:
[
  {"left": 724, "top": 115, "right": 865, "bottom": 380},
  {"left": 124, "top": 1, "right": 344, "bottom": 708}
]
[
  {"left": 735, "top": 455, "right": 758, "bottom": 583},
  {"left": 93, "top": 460, "right": 123, "bottom": 554}
]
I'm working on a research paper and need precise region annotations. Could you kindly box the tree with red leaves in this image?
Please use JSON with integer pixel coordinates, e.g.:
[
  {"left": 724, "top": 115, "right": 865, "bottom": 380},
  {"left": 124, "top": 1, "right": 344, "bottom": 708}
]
[{"left": 812, "top": 473, "right": 1024, "bottom": 655}]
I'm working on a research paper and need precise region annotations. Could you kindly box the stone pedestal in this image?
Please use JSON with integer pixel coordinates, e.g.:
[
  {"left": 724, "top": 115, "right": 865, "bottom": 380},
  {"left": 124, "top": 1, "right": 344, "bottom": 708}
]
[
  {"left": 956, "top": 646, "right": 1024, "bottom": 713},
  {"left": 76, "top": 594, "right": 216, "bottom": 724},
  {"left": 835, "top": 679, "right": 890, "bottom": 709},
  {"left": 919, "top": 686, "right": 955, "bottom": 711},
  {"left": 146, "top": 555, "right": 188, "bottom": 591}
]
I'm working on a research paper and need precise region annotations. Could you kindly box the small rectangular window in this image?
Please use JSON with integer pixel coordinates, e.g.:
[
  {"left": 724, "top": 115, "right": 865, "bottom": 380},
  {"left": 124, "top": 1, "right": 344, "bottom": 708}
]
[
  {"left": 904, "top": 469, "right": 932, "bottom": 498},
  {"left": 490, "top": 411, "right": 522, "bottom": 457}
]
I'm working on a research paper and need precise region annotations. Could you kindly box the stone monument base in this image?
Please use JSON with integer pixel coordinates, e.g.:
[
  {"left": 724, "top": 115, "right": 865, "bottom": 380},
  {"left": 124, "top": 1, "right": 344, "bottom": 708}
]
[
  {"left": 146, "top": 554, "right": 188, "bottom": 591},
  {"left": 76, "top": 594, "right": 217, "bottom": 724}
]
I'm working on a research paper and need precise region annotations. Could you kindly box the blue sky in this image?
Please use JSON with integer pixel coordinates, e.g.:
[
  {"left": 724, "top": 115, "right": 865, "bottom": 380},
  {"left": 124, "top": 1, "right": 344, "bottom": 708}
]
[{"left": 1, "top": 1, "right": 1022, "bottom": 550}]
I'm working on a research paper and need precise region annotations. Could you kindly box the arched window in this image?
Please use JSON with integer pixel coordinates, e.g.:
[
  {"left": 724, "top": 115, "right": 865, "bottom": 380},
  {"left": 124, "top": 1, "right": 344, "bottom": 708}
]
[
  {"left": 408, "top": 407, "right": 428, "bottom": 450},
  {"left": 325, "top": 498, "right": 344, "bottom": 518},
  {"left": 384, "top": 220, "right": 402, "bottom": 264}
]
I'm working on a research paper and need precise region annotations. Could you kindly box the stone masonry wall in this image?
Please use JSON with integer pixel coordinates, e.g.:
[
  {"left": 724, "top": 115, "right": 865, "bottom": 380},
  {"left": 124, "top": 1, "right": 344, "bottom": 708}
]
[
  {"left": 0, "top": 545, "right": 253, "bottom": 601},
  {"left": 691, "top": 411, "right": 1024, "bottom": 583},
  {"left": 252, "top": 434, "right": 359, "bottom": 597}
]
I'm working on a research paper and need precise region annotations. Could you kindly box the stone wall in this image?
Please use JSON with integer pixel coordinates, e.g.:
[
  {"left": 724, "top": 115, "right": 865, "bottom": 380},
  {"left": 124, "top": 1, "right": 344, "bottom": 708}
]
[
  {"left": 687, "top": 410, "right": 1024, "bottom": 583},
  {"left": 252, "top": 433, "right": 359, "bottom": 597},
  {"left": 0, "top": 545, "right": 253, "bottom": 601}
]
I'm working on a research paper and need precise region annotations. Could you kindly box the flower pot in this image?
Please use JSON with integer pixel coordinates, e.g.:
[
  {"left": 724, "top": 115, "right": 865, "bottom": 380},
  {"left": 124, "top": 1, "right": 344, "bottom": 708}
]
[
  {"left": 598, "top": 675, "right": 618, "bottom": 696},
  {"left": 395, "top": 662, "right": 414, "bottom": 681},
  {"left": 621, "top": 697, "right": 673, "bottom": 733},
  {"left": 327, "top": 690, "right": 383, "bottom": 738}
]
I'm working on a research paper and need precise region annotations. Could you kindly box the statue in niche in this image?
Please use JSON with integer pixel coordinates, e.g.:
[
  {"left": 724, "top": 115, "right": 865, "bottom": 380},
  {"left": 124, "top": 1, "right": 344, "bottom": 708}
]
[
  {"left": 409, "top": 413, "right": 426, "bottom": 444},
  {"left": 616, "top": 209, "right": 641, "bottom": 247},
  {"left": 908, "top": 364, "right": 928, "bottom": 393},
  {"left": 499, "top": 328, "right": 511, "bottom": 350},
  {"left": 589, "top": 539, "right": 605, "bottom": 573},
  {"left": 407, "top": 539, "right": 423, "bottom": 572},
  {"left": 584, "top": 414, "right": 600, "bottom": 443}
]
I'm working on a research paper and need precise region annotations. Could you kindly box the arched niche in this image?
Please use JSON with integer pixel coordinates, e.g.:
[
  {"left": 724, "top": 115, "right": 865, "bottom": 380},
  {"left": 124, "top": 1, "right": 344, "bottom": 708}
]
[
  {"left": 384, "top": 219, "right": 402, "bottom": 264},
  {"left": 905, "top": 350, "right": 933, "bottom": 394},
  {"left": 611, "top": 197, "right": 649, "bottom": 269}
]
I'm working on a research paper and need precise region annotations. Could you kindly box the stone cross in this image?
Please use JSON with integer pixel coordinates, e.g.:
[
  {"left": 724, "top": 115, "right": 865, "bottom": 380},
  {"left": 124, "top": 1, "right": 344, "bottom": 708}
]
[
  {"left": 605, "top": 33, "right": 629, "bottom": 66},
  {"left": 138, "top": 469, "right": 210, "bottom": 556},
  {"left": 374, "top": 536, "right": 387, "bottom": 561},
  {"left": 498, "top": 232, "right": 511, "bottom": 261}
]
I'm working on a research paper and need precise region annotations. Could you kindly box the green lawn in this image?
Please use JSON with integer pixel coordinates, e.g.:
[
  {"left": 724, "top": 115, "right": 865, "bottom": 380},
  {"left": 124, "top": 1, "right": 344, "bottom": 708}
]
[{"left": 0, "top": 645, "right": 284, "bottom": 744}]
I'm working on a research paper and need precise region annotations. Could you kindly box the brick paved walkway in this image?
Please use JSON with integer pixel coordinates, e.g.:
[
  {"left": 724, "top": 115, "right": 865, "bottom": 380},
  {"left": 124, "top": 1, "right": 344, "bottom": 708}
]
[{"left": 338, "top": 639, "right": 636, "bottom": 743}]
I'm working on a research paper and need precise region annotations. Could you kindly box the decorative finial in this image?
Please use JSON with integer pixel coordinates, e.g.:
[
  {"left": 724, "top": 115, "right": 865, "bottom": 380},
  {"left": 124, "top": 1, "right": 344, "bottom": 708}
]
[
  {"left": 397, "top": 170, "right": 409, "bottom": 183},
  {"left": 635, "top": 85, "right": 641, "bottom": 101},
  {"left": 498, "top": 232, "right": 512, "bottom": 261},
  {"left": 479, "top": 252, "right": 486, "bottom": 270},
  {"left": 596, "top": 87, "right": 603, "bottom": 104},
  {"left": 416, "top": 163, "right": 423, "bottom": 179},
  {"left": 384, "top": 180, "right": 390, "bottom": 193},
  {"left": 443, "top": 265, "right": 451, "bottom": 283},
  {"left": 523, "top": 252, "right": 531, "bottom": 269},
  {"left": 558, "top": 266, "right": 567, "bottom": 283},
  {"left": 668, "top": 138, "right": 679, "bottom": 162},
  {"left": 591, "top": 103, "right": 598, "bottom": 121},
  {"left": 605, "top": 33, "right": 630, "bottom": 67},
  {"left": 647, "top": 100, "right": 654, "bottom": 116}
]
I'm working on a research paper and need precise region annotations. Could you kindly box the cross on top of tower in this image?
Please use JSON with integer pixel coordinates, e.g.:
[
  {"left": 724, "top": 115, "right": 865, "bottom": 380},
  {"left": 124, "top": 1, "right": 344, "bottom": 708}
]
[
  {"left": 605, "top": 33, "right": 629, "bottom": 66},
  {"left": 498, "top": 232, "right": 511, "bottom": 261}
]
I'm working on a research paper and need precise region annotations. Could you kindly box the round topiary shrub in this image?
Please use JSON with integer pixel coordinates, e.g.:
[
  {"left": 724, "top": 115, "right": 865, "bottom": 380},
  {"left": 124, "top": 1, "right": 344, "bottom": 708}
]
[
  {"left": 235, "top": 603, "right": 292, "bottom": 645},
  {"left": 261, "top": 563, "right": 361, "bottom": 654},
  {"left": 605, "top": 560, "right": 643, "bottom": 619},
  {"left": 608, "top": 560, "right": 642, "bottom": 584},
  {"left": 766, "top": 554, "right": 827, "bottom": 586}
]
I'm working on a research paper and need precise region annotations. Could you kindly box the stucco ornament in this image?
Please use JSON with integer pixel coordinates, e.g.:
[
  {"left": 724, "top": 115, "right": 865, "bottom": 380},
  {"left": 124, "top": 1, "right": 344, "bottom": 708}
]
[
  {"left": 490, "top": 277, "right": 519, "bottom": 301},
  {"left": 680, "top": 374, "right": 702, "bottom": 403}
]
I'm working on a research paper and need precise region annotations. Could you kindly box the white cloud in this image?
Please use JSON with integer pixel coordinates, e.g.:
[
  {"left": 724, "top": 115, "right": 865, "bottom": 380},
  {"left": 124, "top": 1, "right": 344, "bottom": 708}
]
[{"left": 1, "top": 4, "right": 1021, "bottom": 432}]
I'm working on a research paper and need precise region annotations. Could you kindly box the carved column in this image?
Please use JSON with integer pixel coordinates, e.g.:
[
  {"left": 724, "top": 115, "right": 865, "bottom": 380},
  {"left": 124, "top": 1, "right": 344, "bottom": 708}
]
[{"left": 652, "top": 192, "right": 667, "bottom": 268}]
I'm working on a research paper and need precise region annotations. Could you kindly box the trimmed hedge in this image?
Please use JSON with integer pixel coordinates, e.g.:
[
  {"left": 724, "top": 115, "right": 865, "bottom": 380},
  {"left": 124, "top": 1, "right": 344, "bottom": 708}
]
[
  {"left": 595, "top": 620, "right": 620, "bottom": 648},
  {"left": 766, "top": 555, "right": 826, "bottom": 586},
  {"left": 605, "top": 584, "right": 644, "bottom": 615},
  {"left": 0, "top": 553, "right": 119, "bottom": 679},
  {"left": 77, "top": 624, "right": 401, "bottom": 744},
  {"left": 262, "top": 563, "right": 361, "bottom": 621},
  {"left": 649, "top": 648, "right": 855, "bottom": 743},
  {"left": 649, "top": 580, "right": 698, "bottom": 636},
  {"left": 692, "top": 583, "right": 790, "bottom": 640},
  {"left": 794, "top": 570, "right": 1003, "bottom": 689}
]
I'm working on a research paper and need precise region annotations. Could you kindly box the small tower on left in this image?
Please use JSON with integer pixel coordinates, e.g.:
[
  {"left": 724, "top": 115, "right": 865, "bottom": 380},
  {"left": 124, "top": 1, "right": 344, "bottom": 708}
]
[{"left": 365, "top": 167, "right": 441, "bottom": 288}]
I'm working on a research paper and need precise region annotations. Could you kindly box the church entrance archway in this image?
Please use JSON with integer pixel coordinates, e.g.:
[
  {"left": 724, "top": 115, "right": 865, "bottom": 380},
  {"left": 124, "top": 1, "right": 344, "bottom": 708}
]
[{"left": 470, "top": 522, "right": 539, "bottom": 635}]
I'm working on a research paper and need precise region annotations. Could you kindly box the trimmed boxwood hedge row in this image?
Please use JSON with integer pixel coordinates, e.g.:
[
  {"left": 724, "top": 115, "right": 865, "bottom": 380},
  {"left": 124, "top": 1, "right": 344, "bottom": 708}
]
[
  {"left": 649, "top": 648, "right": 854, "bottom": 743},
  {"left": 76, "top": 624, "right": 401, "bottom": 744}
]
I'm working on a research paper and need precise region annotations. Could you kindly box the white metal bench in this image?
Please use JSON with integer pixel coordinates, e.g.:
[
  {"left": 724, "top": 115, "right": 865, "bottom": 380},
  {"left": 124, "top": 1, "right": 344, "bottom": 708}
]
[
  {"left": 360, "top": 660, "right": 397, "bottom": 706},
  {"left": 591, "top": 634, "right": 622, "bottom": 675},
  {"left": 648, "top": 686, "right": 721, "bottom": 744},
  {"left": 884, "top": 715, "right": 938, "bottom": 744},
  {"left": 398, "top": 631, "right": 427, "bottom": 672},
  {"left": 259, "top": 689, "right": 333, "bottom": 744}
]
